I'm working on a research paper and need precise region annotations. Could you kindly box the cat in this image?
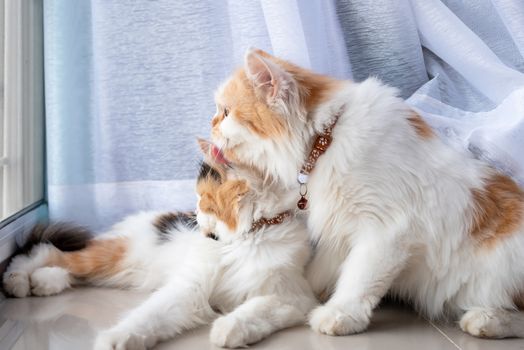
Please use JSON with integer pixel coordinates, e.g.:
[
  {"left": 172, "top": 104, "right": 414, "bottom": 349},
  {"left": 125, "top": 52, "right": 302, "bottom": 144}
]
[
  {"left": 209, "top": 47, "right": 524, "bottom": 338},
  {"left": 2, "top": 145, "right": 316, "bottom": 349}
]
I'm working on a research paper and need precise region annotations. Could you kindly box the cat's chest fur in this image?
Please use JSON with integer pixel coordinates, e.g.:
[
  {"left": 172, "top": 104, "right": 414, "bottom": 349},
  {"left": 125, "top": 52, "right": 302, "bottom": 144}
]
[{"left": 209, "top": 222, "right": 311, "bottom": 313}]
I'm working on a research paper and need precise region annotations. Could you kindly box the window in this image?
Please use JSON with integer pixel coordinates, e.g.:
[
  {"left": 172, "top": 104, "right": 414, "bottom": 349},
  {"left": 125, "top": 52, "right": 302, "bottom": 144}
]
[
  {"left": 0, "top": 0, "right": 45, "bottom": 263},
  {"left": 0, "top": 0, "right": 45, "bottom": 222}
]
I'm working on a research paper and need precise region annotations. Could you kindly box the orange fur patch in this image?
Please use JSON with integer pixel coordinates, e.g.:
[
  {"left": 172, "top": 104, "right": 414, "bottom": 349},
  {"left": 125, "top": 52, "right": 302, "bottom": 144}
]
[
  {"left": 216, "top": 69, "right": 286, "bottom": 138},
  {"left": 48, "top": 237, "right": 129, "bottom": 280},
  {"left": 252, "top": 49, "right": 341, "bottom": 112},
  {"left": 407, "top": 113, "right": 434, "bottom": 139},
  {"left": 196, "top": 175, "right": 221, "bottom": 214},
  {"left": 213, "top": 50, "right": 341, "bottom": 140},
  {"left": 300, "top": 75, "right": 342, "bottom": 112},
  {"left": 470, "top": 173, "right": 524, "bottom": 247},
  {"left": 197, "top": 176, "right": 248, "bottom": 231}
]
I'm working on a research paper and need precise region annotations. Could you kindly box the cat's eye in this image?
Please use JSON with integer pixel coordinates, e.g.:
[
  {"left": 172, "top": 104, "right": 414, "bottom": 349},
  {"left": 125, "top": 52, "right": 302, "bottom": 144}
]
[{"left": 224, "top": 108, "right": 229, "bottom": 117}]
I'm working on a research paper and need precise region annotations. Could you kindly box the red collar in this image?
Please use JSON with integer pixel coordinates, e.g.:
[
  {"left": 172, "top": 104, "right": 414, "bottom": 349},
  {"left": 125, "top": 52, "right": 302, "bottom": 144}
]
[
  {"left": 250, "top": 211, "right": 292, "bottom": 232},
  {"left": 297, "top": 107, "right": 344, "bottom": 210}
]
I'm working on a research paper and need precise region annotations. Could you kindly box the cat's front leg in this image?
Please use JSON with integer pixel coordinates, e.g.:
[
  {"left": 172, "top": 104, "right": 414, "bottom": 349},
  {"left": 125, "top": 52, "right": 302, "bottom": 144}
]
[
  {"left": 95, "top": 329, "right": 148, "bottom": 350},
  {"left": 309, "top": 233, "right": 409, "bottom": 336},
  {"left": 459, "top": 308, "right": 524, "bottom": 338},
  {"left": 94, "top": 279, "right": 217, "bottom": 350},
  {"left": 210, "top": 294, "right": 314, "bottom": 348}
]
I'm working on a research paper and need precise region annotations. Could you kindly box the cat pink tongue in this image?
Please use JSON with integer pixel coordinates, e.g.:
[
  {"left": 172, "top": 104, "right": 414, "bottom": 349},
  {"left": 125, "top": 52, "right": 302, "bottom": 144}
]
[{"left": 211, "top": 145, "right": 228, "bottom": 164}]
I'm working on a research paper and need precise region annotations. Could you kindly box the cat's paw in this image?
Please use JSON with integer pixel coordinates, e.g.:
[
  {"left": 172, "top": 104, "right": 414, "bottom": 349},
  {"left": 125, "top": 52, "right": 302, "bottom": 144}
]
[
  {"left": 94, "top": 329, "right": 149, "bottom": 350},
  {"left": 210, "top": 315, "right": 255, "bottom": 348},
  {"left": 30, "top": 267, "right": 70, "bottom": 296},
  {"left": 309, "top": 303, "right": 370, "bottom": 336},
  {"left": 3, "top": 271, "right": 31, "bottom": 298},
  {"left": 459, "top": 308, "right": 510, "bottom": 338}
]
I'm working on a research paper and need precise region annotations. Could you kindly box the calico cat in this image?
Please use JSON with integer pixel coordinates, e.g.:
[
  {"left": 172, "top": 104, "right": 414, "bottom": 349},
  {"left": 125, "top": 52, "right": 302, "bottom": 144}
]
[
  {"left": 2, "top": 147, "right": 316, "bottom": 349},
  {"left": 209, "top": 48, "right": 524, "bottom": 338}
]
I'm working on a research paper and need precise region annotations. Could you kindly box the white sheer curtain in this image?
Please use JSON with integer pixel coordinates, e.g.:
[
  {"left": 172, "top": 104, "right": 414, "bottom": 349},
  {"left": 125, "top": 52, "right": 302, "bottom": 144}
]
[
  {"left": 44, "top": 0, "right": 350, "bottom": 230},
  {"left": 406, "top": 0, "right": 524, "bottom": 185},
  {"left": 44, "top": 0, "right": 524, "bottom": 230}
]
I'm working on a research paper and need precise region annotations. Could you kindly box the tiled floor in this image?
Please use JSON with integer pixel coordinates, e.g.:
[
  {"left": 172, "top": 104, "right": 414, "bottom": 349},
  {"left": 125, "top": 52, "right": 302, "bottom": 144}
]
[{"left": 0, "top": 288, "right": 523, "bottom": 350}]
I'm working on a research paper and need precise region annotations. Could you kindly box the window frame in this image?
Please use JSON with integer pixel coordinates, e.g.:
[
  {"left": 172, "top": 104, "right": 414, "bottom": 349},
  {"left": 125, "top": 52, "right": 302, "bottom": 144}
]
[{"left": 0, "top": 0, "right": 45, "bottom": 262}]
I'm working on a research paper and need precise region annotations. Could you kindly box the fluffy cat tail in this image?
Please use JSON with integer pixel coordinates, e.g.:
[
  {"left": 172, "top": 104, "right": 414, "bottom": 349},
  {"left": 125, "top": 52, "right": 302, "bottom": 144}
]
[
  {"left": 3, "top": 223, "right": 95, "bottom": 297},
  {"left": 18, "top": 222, "right": 94, "bottom": 255}
]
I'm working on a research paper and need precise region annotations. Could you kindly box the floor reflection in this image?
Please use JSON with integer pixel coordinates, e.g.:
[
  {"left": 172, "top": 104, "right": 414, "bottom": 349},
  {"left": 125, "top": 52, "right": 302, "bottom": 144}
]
[{"left": 1, "top": 288, "right": 523, "bottom": 350}]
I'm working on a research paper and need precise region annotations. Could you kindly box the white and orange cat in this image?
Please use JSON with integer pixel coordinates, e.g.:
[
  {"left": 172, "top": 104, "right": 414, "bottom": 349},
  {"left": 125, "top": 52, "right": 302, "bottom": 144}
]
[
  {"left": 210, "top": 48, "right": 524, "bottom": 338},
  {"left": 2, "top": 148, "right": 316, "bottom": 349}
]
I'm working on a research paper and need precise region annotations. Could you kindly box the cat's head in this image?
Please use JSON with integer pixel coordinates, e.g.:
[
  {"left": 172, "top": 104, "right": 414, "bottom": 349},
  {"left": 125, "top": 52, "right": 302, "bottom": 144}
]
[
  {"left": 196, "top": 168, "right": 252, "bottom": 243},
  {"left": 195, "top": 138, "right": 297, "bottom": 242},
  {"left": 210, "top": 48, "right": 339, "bottom": 185},
  {"left": 195, "top": 139, "right": 258, "bottom": 243}
]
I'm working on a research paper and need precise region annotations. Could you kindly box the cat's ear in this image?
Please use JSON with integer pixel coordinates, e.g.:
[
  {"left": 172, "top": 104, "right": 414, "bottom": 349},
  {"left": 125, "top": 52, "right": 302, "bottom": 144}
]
[
  {"left": 244, "top": 48, "right": 293, "bottom": 103},
  {"left": 197, "top": 137, "right": 211, "bottom": 154},
  {"left": 196, "top": 138, "right": 229, "bottom": 165}
]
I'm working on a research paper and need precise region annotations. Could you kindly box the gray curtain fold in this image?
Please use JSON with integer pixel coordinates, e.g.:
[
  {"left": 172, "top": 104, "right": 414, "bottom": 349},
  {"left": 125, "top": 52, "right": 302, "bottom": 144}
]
[
  {"left": 335, "top": 0, "right": 429, "bottom": 98},
  {"left": 335, "top": 0, "right": 524, "bottom": 105}
]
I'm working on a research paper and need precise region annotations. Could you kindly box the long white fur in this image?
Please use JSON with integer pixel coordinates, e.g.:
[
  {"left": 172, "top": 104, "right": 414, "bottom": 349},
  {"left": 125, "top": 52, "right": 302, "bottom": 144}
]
[
  {"left": 95, "top": 185, "right": 316, "bottom": 349},
  {"left": 212, "top": 49, "right": 524, "bottom": 338},
  {"left": 4, "top": 176, "right": 316, "bottom": 349}
]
